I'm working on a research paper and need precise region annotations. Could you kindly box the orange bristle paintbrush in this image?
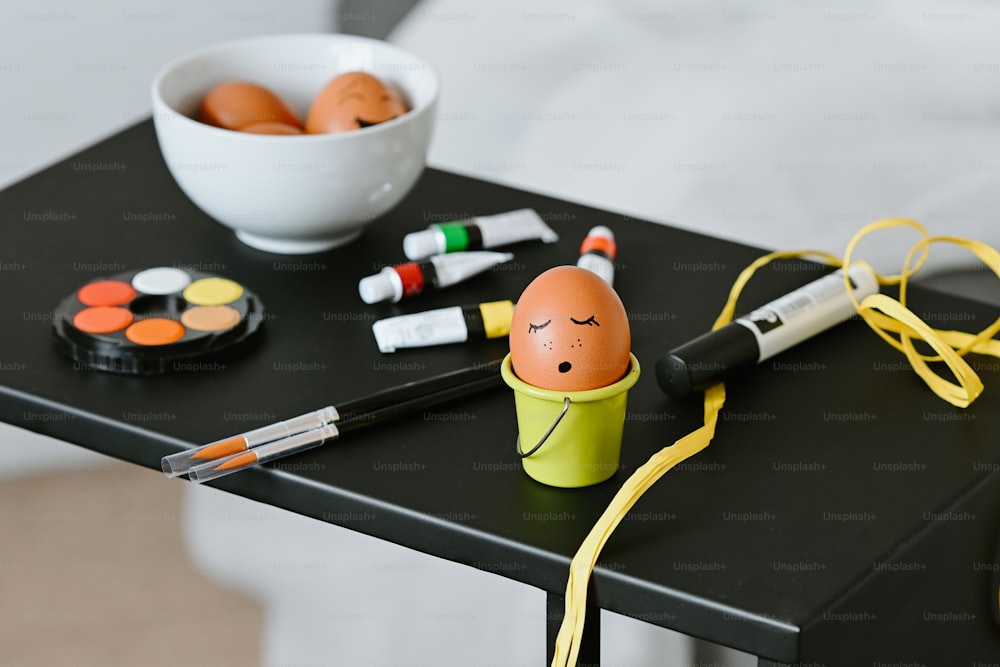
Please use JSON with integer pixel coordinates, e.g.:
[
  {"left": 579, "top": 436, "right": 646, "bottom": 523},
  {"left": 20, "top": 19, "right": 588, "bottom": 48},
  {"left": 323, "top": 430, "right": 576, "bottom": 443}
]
[{"left": 162, "top": 359, "right": 504, "bottom": 480}]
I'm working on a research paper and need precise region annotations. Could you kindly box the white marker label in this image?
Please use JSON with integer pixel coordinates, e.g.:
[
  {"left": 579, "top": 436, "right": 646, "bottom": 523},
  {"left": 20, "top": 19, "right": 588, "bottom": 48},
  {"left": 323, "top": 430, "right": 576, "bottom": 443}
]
[{"left": 736, "top": 265, "right": 879, "bottom": 362}]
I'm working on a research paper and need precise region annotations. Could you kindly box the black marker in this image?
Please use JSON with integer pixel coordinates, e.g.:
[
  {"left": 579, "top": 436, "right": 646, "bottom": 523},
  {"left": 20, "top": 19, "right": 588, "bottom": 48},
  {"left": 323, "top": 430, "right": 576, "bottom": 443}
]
[{"left": 656, "top": 265, "right": 879, "bottom": 399}]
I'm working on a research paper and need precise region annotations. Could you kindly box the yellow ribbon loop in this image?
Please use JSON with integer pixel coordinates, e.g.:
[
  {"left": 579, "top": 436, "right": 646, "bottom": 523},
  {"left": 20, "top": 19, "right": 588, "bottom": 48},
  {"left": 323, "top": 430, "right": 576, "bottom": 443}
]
[
  {"left": 842, "top": 218, "right": 1000, "bottom": 408},
  {"left": 550, "top": 220, "right": 1000, "bottom": 666}
]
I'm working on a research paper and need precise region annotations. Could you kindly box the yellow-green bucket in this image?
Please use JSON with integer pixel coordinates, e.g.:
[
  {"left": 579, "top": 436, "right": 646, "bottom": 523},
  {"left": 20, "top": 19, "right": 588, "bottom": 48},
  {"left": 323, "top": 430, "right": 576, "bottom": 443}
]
[{"left": 501, "top": 353, "right": 641, "bottom": 488}]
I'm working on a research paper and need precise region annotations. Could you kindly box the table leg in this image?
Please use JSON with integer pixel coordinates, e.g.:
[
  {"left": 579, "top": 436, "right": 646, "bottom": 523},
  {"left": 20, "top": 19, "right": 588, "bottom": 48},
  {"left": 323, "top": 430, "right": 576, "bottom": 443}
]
[{"left": 546, "top": 590, "right": 600, "bottom": 666}]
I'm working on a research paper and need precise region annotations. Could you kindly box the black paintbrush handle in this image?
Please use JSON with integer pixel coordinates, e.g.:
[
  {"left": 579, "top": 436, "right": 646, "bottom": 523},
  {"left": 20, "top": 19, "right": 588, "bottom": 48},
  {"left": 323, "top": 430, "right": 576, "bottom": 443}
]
[
  {"left": 336, "top": 371, "right": 504, "bottom": 435},
  {"left": 335, "top": 358, "right": 504, "bottom": 421}
]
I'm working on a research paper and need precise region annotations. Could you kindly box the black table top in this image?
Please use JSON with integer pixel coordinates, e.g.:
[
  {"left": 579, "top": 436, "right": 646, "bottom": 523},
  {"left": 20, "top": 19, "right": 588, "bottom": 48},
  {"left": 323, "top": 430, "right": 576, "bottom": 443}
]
[{"left": 2, "top": 119, "right": 999, "bottom": 664}]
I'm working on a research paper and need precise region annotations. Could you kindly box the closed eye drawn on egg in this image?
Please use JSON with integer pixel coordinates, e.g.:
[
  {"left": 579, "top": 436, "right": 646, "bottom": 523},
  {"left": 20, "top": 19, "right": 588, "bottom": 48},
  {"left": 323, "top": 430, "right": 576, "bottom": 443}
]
[
  {"left": 570, "top": 316, "right": 599, "bottom": 327},
  {"left": 529, "top": 319, "right": 551, "bottom": 333},
  {"left": 338, "top": 92, "right": 367, "bottom": 104}
]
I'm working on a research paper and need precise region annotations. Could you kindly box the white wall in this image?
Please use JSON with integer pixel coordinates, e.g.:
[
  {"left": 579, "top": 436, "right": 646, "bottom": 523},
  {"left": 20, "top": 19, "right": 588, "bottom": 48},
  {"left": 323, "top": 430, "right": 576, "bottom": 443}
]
[
  {"left": 391, "top": 0, "right": 1000, "bottom": 276},
  {"left": 0, "top": 0, "right": 337, "bottom": 190}
]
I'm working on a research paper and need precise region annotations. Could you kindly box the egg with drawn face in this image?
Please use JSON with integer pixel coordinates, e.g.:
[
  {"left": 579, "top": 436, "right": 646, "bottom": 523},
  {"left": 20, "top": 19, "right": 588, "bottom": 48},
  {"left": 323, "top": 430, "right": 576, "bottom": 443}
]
[
  {"left": 510, "top": 266, "right": 630, "bottom": 392},
  {"left": 305, "top": 71, "right": 409, "bottom": 134}
]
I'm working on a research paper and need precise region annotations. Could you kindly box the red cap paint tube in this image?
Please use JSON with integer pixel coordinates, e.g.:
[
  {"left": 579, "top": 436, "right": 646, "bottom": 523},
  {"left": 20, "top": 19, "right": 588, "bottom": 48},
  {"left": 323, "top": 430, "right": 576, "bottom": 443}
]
[
  {"left": 358, "top": 251, "right": 515, "bottom": 304},
  {"left": 576, "top": 226, "right": 616, "bottom": 286}
]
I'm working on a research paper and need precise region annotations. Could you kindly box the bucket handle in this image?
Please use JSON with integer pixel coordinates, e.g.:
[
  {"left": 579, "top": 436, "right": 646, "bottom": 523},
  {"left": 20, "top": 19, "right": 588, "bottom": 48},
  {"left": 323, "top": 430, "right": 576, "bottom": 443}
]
[{"left": 516, "top": 397, "right": 571, "bottom": 458}]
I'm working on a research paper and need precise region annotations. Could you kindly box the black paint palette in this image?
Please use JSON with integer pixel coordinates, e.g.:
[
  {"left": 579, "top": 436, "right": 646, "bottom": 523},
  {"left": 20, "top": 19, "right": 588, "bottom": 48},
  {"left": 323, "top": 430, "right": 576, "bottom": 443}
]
[{"left": 52, "top": 266, "right": 264, "bottom": 375}]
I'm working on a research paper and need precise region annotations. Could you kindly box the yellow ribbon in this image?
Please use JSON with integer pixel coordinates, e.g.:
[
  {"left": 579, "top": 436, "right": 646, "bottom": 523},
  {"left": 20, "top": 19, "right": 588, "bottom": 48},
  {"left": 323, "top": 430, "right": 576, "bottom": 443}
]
[{"left": 550, "top": 219, "right": 1000, "bottom": 666}]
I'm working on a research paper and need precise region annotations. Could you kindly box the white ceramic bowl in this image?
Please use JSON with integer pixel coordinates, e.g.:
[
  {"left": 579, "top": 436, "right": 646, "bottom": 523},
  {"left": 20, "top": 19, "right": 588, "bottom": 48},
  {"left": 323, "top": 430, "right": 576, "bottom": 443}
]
[{"left": 151, "top": 33, "right": 439, "bottom": 254}]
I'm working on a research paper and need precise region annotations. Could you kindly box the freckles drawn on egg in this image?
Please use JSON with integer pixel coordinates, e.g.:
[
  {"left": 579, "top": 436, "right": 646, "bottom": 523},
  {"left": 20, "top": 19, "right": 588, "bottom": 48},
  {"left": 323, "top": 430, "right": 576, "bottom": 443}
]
[{"left": 528, "top": 314, "right": 600, "bottom": 375}]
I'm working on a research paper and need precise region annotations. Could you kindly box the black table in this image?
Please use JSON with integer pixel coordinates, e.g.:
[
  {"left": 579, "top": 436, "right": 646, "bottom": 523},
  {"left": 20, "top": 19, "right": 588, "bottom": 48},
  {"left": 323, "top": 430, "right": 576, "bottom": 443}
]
[{"left": 2, "top": 120, "right": 999, "bottom": 665}]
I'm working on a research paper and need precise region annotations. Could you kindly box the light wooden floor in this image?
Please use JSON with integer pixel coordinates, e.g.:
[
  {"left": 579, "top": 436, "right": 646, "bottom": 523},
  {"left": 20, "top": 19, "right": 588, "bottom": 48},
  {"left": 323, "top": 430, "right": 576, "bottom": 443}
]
[{"left": 0, "top": 464, "right": 262, "bottom": 666}]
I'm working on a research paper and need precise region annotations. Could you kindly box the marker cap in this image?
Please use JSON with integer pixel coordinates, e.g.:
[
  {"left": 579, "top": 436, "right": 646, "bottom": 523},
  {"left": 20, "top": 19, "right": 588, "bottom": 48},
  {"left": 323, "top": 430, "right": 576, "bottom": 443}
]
[
  {"left": 403, "top": 229, "right": 445, "bottom": 260},
  {"left": 655, "top": 323, "right": 758, "bottom": 400}
]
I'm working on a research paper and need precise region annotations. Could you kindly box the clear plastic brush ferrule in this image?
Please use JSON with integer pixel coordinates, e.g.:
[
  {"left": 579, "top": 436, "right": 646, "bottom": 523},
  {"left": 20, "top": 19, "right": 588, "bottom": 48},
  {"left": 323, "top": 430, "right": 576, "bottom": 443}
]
[
  {"left": 186, "top": 422, "right": 340, "bottom": 483},
  {"left": 160, "top": 406, "right": 338, "bottom": 477}
]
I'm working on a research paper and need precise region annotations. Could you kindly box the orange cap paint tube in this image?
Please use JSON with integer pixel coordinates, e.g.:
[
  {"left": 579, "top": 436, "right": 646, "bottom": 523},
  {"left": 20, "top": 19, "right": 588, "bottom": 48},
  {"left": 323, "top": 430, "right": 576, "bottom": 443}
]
[{"left": 576, "top": 226, "right": 616, "bottom": 287}]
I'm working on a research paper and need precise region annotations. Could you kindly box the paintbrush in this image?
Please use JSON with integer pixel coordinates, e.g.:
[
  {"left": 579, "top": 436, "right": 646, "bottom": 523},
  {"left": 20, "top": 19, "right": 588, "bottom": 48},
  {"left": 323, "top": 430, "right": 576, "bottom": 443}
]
[
  {"left": 161, "top": 359, "right": 504, "bottom": 479},
  {"left": 185, "top": 371, "right": 502, "bottom": 482}
]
